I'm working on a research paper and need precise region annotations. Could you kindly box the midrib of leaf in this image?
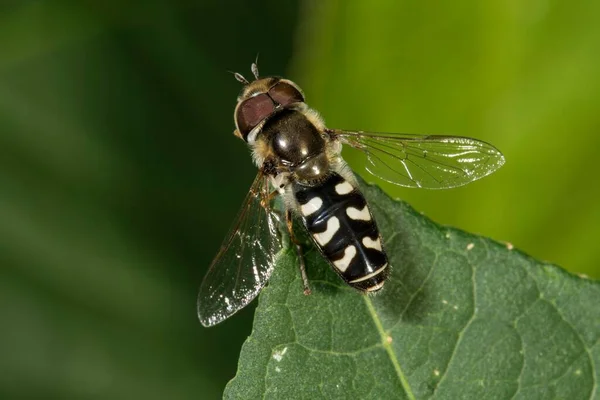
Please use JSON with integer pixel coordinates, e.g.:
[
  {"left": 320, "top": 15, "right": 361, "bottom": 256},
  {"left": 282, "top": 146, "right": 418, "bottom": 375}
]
[
  {"left": 364, "top": 296, "right": 416, "bottom": 400},
  {"left": 225, "top": 180, "right": 600, "bottom": 399}
]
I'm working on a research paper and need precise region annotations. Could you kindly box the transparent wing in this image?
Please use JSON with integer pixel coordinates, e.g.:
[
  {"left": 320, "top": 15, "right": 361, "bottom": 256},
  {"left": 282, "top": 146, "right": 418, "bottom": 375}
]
[
  {"left": 334, "top": 129, "right": 505, "bottom": 189},
  {"left": 197, "top": 172, "right": 283, "bottom": 327}
]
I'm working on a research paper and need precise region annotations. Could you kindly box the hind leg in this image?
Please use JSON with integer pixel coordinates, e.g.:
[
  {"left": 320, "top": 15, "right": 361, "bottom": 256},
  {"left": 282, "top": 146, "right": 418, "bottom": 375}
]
[{"left": 286, "top": 209, "right": 311, "bottom": 295}]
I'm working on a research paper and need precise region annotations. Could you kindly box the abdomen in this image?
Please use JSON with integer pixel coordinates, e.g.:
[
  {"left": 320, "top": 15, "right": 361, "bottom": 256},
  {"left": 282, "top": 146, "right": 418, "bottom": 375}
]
[{"left": 293, "top": 173, "right": 389, "bottom": 292}]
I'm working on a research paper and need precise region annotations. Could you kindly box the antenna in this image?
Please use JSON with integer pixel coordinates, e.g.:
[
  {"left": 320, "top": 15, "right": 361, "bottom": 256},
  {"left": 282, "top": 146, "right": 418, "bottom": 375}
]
[
  {"left": 229, "top": 71, "right": 249, "bottom": 84},
  {"left": 251, "top": 53, "right": 260, "bottom": 79}
]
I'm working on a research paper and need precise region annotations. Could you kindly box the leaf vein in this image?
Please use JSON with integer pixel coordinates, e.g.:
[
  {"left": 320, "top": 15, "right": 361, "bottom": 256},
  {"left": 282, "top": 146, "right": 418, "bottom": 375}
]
[
  {"left": 432, "top": 253, "right": 477, "bottom": 396},
  {"left": 364, "top": 296, "right": 416, "bottom": 400},
  {"left": 520, "top": 263, "right": 597, "bottom": 399}
]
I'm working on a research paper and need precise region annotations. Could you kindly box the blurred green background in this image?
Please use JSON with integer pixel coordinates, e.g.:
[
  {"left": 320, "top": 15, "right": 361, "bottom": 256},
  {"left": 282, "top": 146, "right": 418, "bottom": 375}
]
[{"left": 1, "top": 1, "right": 598, "bottom": 398}]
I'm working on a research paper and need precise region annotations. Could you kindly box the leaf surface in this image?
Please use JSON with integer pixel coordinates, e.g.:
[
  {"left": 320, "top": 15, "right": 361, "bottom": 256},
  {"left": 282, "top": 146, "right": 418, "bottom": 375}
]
[{"left": 224, "top": 180, "right": 600, "bottom": 400}]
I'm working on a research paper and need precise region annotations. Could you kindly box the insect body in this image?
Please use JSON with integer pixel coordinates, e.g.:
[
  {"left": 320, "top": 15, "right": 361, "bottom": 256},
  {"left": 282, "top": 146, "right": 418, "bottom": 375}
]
[
  {"left": 294, "top": 173, "right": 388, "bottom": 292},
  {"left": 250, "top": 91, "right": 388, "bottom": 293},
  {"left": 197, "top": 63, "right": 505, "bottom": 327}
]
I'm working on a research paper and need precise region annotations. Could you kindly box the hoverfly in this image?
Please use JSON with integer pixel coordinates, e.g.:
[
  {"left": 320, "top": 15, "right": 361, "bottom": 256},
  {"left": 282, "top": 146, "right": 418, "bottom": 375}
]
[{"left": 197, "top": 63, "right": 505, "bottom": 327}]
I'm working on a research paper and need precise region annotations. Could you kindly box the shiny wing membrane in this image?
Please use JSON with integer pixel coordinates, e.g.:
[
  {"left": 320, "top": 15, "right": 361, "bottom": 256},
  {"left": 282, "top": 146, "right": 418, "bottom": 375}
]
[
  {"left": 335, "top": 129, "right": 505, "bottom": 189},
  {"left": 197, "top": 172, "right": 283, "bottom": 327}
]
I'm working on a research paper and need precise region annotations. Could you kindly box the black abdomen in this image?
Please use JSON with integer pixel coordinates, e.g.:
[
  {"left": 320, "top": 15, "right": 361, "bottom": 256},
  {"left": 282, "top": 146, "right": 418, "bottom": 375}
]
[{"left": 293, "top": 173, "right": 389, "bottom": 291}]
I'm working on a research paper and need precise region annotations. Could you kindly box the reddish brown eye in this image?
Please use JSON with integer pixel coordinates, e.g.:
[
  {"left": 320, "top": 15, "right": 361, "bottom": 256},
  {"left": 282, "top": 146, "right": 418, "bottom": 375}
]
[
  {"left": 236, "top": 93, "right": 275, "bottom": 141},
  {"left": 268, "top": 82, "right": 304, "bottom": 106}
]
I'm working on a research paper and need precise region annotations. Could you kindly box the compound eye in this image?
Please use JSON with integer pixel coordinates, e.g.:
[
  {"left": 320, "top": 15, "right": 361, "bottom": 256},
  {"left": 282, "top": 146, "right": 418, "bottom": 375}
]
[
  {"left": 236, "top": 93, "right": 275, "bottom": 141},
  {"left": 268, "top": 82, "right": 304, "bottom": 106}
]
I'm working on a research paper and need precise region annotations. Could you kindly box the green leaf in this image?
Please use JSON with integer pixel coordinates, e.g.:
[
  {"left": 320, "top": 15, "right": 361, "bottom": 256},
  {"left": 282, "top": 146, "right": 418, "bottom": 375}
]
[{"left": 224, "top": 180, "right": 600, "bottom": 399}]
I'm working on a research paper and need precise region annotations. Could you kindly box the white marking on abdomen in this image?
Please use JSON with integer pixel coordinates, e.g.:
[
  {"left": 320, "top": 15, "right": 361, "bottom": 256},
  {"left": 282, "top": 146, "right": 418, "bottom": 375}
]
[
  {"left": 346, "top": 205, "right": 371, "bottom": 221},
  {"left": 349, "top": 264, "right": 388, "bottom": 283},
  {"left": 335, "top": 181, "right": 353, "bottom": 195},
  {"left": 300, "top": 196, "right": 323, "bottom": 216},
  {"left": 313, "top": 216, "right": 340, "bottom": 246},
  {"left": 362, "top": 236, "right": 382, "bottom": 251},
  {"left": 333, "top": 245, "right": 356, "bottom": 272},
  {"left": 365, "top": 280, "right": 385, "bottom": 292}
]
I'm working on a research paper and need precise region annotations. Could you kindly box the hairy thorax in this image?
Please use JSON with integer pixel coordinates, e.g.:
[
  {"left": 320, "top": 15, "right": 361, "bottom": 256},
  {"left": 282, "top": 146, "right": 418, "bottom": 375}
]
[{"left": 255, "top": 108, "right": 330, "bottom": 184}]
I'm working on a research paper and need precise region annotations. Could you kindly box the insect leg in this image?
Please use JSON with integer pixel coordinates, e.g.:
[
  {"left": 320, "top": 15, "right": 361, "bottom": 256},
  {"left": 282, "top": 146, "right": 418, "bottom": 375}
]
[
  {"left": 286, "top": 209, "right": 311, "bottom": 295},
  {"left": 260, "top": 190, "right": 279, "bottom": 209}
]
